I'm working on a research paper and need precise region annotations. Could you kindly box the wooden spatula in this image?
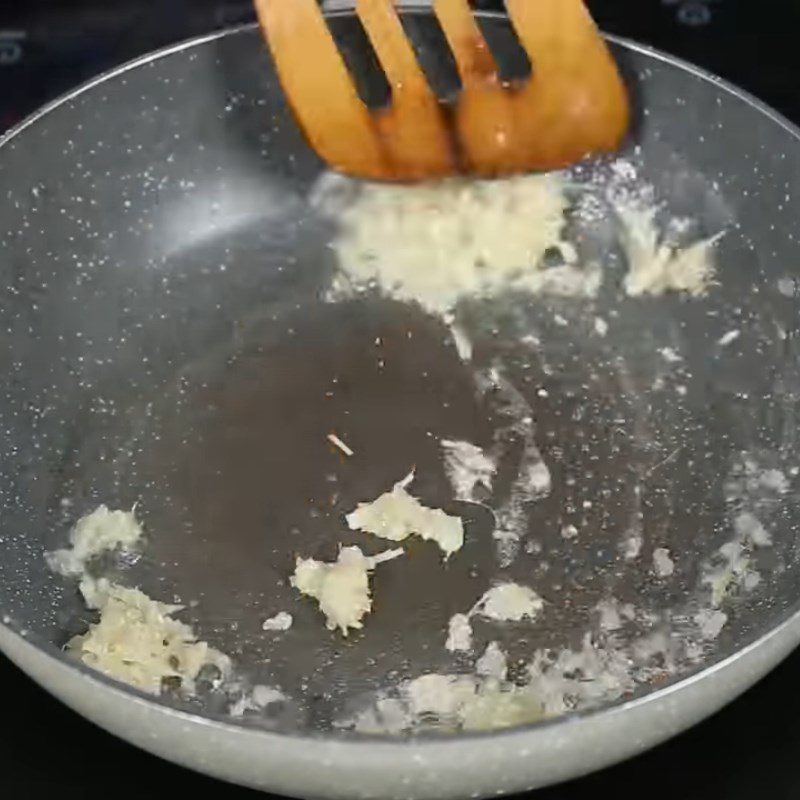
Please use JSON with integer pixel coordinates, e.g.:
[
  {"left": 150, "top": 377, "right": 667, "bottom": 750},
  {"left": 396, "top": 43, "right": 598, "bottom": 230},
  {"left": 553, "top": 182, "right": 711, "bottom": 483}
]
[{"left": 254, "top": 0, "right": 630, "bottom": 181}]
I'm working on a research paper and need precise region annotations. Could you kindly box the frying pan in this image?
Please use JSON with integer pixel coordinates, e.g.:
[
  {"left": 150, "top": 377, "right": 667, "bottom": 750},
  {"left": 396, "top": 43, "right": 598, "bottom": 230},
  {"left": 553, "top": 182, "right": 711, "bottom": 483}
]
[{"left": 2, "top": 6, "right": 800, "bottom": 799}]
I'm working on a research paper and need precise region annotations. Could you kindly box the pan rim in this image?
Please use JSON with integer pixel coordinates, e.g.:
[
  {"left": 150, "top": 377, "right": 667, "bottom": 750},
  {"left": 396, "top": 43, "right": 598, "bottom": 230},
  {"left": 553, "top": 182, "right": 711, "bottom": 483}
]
[{"left": 1, "top": 11, "right": 800, "bottom": 749}]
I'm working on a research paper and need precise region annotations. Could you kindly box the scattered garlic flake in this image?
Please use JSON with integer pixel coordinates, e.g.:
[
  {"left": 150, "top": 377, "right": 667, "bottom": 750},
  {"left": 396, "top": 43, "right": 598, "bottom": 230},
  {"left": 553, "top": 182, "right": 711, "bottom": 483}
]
[
  {"left": 561, "top": 524, "right": 579, "bottom": 540},
  {"left": 440, "top": 439, "right": 496, "bottom": 503},
  {"left": 659, "top": 346, "right": 683, "bottom": 364},
  {"left": 69, "top": 577, "right": 230, "bottom": 695},
  {"left": 757, "top": 469, "right": 790, "bottom": 495},
  {"left": 475, "top": 641, "right": 508, "bottom": 681},
  {"left": 777, "top": 276, "right": 796, "bottom": 297},
  {"left": 474, "top": 582, "right": 544, "bottom": 623},
  {"left": 733, "top": 511, "right": 772, "bottom": 547},
  {"left": 618, "top": 204, "right": 722, "bottom": 298},
  {"left": 445, "top": 613, "right": 473, "bottom": 653},
  {"left": 46, "top": 505, "right": 142, "bottom": 577},
  {"left": 444, "top": 582, "right": 544, "bottom": 651},
  {"left": 718, "top": 330, "right": 741, "bottom": 347},
  {"left": 346, "top": 472, "right": 464, "bottom": 558},
  {"left": 291, "top": 546, "right": 403, "bottom": 635},
  {"left": 444, "top": 316, "right": 474, "bottom": 363},
  {"left": 594, "top": 317, "right": 609, "bottom": 337},
  {"left": 327, "top": 433, "right": 354, "bottom": 457},
  {"left": 652, "top": 547, "right": 675, "bottom": 578},
  {"left": 621, "top": 528, "right": 643, "bottom": 561},
  {"left": 694, "top": 608, "right": 728, "bottom": 641},
  {"left": 317, "top": 171, "right": 601, "bottom": 315},
  {"left": 262, "top": 611, "right": 294, "bottom": 632}
]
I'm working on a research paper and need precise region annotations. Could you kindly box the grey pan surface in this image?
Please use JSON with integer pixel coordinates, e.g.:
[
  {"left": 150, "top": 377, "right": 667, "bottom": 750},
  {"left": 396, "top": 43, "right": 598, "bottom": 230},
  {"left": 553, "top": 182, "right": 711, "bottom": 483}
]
[{"left": 2, "top": 9, "right": 800, "bottom": 799}]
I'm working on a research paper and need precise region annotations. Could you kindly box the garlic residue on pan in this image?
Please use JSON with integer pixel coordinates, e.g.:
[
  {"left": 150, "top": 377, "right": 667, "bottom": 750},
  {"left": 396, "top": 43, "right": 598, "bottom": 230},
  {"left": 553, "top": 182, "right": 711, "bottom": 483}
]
[
  {"left": 291, "top": 546, "right": 403, "bottom": 635},
  {"left": 703, "top": 540, "right": 761, "bottom": 607},
  {"left": 445, "top": 582, "right": 545, "bottom": 653},
  {"left": 475, "top": 582, "right": 544, "bottom": 622},
  {"left": 475, "top": 367, "right": 552, "bottom": 568},
  {"left": 652, "top": 547, "right": 675, "bottom": 578},
  {"left": 620, "top": 526, "right": 643, "bottom": 561},
  {"left": 342, "top": 672, "right": 545, "bottom": 735},
  {"left": 701, "top": 452, "right": 787, "bottom": 607},
  {"left": 68, "top": 577, "right": 231, "bottom": 695},
  {"left": 447, "top": 319, "right": 474, "bottom": 363},
  {"left": 346, "top": 472, "right": 464, "bottom": 558},
  {"left": 342, "top": 633, "right": 640, "bottom": 735},
  {"left": 45, "top": 505, "right": 143, "bottom": 576},
  {"left": 229, "top": 684, "right": 287, "bottom": 718},
  {"left": 595, "top": 598, "right": 636, "bottom": 632},
  {"left": 617, "top": 204, "right": 722, "bottom": 297},
  {"left": 314, "top": 171, "right": 601, "bottom": 314},
  {"left": 440, "top": 439, "right": 496, "bottom": 503},
  {"left": 262, "top": 611, "right": 294, "bottom": 632},
  {"left": 725, "top": 453, "right": 791, "bottom": 502},
  {"left": 316, "top": 156, "right": 728, "bottom": 316},
  {"left": 526, "top": 633, "right": 637, "bottom": 718}
]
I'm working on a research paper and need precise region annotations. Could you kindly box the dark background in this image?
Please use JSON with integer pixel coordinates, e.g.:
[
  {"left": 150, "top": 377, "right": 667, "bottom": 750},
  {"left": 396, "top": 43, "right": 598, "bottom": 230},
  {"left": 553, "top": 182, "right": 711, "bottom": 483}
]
[
  {"left": 3, "top": 0, "right": 800, "bottom": 132},
  {"left": 2, "top": 0, "right": 800, "bottom": 796}
]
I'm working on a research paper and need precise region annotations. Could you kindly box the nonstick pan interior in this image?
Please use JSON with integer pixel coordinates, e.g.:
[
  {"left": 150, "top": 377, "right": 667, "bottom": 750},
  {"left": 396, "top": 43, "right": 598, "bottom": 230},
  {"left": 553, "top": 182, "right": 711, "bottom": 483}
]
[{"left": 1, "top": 9, "right": 800, "bottom": 758}]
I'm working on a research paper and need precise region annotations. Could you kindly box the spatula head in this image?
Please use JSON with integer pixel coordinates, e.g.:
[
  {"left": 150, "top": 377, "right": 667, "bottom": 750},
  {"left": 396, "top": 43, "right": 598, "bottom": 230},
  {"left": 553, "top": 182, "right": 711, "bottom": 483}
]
[{"left": 255, "top": 0, "right": 630, "bottom": 180}]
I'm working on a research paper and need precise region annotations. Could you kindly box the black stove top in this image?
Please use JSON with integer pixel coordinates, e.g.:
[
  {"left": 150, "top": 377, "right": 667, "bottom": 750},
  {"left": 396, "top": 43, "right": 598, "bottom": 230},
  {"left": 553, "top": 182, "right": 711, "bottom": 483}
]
[
  {"left": 2, "top": 0, "right": 800, "bottom": 131},
  {"left": 3, "top": 1, "right": 800, "bottom": 797}
]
